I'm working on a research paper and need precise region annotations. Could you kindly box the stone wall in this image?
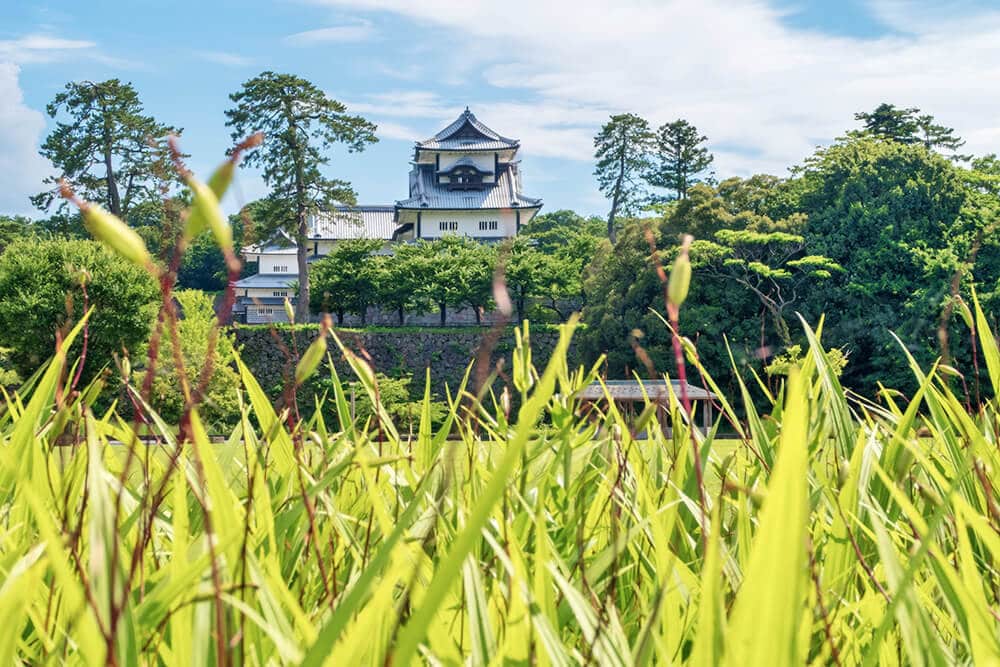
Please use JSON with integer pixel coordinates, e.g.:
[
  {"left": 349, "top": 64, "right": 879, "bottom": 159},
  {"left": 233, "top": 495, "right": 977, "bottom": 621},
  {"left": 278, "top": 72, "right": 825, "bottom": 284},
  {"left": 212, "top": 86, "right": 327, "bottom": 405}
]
[{"left": 233, "top": 324, "right": 578, "bottom": 395}]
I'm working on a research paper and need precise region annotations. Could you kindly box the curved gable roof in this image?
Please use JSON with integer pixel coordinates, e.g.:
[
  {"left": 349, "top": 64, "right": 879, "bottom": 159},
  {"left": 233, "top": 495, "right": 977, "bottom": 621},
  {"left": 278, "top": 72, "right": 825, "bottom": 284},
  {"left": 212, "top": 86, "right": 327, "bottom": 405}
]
[{"left": 417, "top": 108, "right": 519, "bottom": 151}]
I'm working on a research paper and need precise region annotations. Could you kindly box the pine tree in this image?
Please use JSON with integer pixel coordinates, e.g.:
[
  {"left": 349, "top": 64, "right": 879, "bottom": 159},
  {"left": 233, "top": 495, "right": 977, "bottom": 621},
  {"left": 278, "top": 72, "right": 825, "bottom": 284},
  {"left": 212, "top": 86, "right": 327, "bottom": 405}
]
[
  {"left": 854, "top": 103, "right": 968, "bottom": 160},
  {"left": 32, "top": 79, "right": 178, "bottom": 222},
  {"left": 225, "top": 72, "right": 377, "bottom": 321},
  {"left": 593, "top": 113, "right": 653, "bottom": 243},
  {"left": 647, "top": 119, "right": 714, "bottom": 200}
]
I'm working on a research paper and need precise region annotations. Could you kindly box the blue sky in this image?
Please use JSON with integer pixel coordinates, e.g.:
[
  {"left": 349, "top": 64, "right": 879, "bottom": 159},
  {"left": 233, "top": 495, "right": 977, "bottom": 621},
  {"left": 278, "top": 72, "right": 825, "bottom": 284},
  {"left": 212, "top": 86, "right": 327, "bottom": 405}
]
[{"left": 2, "top": 0, "right": 1000, "bottom": 217}]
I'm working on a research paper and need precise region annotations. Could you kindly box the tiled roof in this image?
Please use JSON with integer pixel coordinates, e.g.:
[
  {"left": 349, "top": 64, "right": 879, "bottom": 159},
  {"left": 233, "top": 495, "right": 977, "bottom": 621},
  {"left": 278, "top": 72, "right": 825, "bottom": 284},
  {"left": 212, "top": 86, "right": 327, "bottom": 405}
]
[
  {"left": 577, "top": 380, "right": 716, "bottom": 402},
  {"left": 242, "top": 230, "right": 295, "bottom": 255},
  {"left": 309, "top": 205, "right": 399, "bottom": 240},
  {"left": 235, "top": 296, "right": 292, "bottom": 306},
  {"left": 234, "top": 273, "right": 298, "bottom": 289},
  {"left": 245, "top": 245, "right": 298, "bottom": 255},
  {"left": 397, "top": 164, "right": 542, "bottom": 210},
  {"left": 416, "top": 108, "right": 519, "bottom": 152}
]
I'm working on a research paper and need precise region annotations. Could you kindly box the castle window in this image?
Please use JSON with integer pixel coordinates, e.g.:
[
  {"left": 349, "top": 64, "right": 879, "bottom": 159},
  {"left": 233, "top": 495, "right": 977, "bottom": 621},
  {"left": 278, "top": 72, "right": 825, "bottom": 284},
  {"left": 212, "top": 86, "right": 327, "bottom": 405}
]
[
  {"left": 273, "top": 290, "right": 288, "bottom": 297},
  {"left": 438, "top": 221, "right": 459, "bottom": 231},
  {"left": 478, "top": 220, "right": 498, "bottom": 232}
]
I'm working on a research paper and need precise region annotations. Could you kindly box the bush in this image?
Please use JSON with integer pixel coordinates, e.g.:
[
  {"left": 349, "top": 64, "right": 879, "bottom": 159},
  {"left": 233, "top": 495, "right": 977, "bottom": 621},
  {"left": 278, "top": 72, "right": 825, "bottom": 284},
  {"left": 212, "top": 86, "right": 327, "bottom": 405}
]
[
  {"left": 304, "top": 370, "right": 449, "bottom": 432},
  {"left": 145, "top": 289, "right": 241, "bottom": 431},
  {"left": 0, "top": 238, "right": 158, "bottom": 376}
]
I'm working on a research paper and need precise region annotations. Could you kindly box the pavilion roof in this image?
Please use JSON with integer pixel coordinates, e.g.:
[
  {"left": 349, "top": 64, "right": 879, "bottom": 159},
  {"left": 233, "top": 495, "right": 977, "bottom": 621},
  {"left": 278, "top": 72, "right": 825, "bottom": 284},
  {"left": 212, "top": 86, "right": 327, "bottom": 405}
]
[
  {"left": 397, "top": 163, "right": 542, "bottom": 210},
  {"left": 416, "top": 108, "right": 519, "bottom": 152},
  {"left": 577, "top": 379, "right": 717, "bottom": 402}
]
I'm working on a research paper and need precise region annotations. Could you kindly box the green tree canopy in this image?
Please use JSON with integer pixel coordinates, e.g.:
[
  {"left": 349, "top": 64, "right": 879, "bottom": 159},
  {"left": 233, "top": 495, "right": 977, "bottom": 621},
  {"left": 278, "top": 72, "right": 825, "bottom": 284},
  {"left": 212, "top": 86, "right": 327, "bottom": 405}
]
[
  {"left": 798, "top": 137, "right": 971, "bottom": 389},
  {"left": 852, "top": 103, "right": 968, "bottom": 159},
  {"left": 225, "top": 71, "right": 377, "bottom": 321},
  {"left": 32, "top": 79, "right": 179, "bottom": 222},
  {"left": 310, "top": 238, "right": 384, "bottom": 324},
  {"left": 0, "top": 238, "right": 159, "bottom": 376},
  {"left": 0, "top": 215, "right": 33, "bottom": 253}
]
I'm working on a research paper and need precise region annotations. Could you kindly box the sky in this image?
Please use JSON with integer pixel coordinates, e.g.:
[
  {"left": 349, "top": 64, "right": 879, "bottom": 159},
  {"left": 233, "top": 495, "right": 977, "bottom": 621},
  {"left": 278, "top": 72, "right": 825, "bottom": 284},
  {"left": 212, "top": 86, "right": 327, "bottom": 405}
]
[{"left": 2, "top": 0, "right": 1000, "bottom": 218}]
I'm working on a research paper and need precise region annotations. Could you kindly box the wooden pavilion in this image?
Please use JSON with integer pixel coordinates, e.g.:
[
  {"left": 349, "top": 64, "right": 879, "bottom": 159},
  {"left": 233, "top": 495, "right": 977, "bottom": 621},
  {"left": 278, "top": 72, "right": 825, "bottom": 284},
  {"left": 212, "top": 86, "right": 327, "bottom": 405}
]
[{"left": 577, "top": 379, "right": 717, "bottom": 434}]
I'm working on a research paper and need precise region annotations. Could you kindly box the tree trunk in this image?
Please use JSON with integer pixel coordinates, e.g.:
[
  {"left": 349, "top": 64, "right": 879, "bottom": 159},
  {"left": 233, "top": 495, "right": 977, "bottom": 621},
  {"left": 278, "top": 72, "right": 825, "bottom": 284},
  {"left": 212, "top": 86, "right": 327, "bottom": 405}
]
[
  {"left": 336, "top": 309, "right": 344, "bottom": 326},
  {"left": 103, "top": 122, "right": 121, "bottom": 218},
  {"left": 397, "top": 305, "right": 404, "bottom": 325},
  {"left": 295, "top": 205, "right": 310, "bottom": 323},
  {"left": 608, "top": 136, "right": 627, "bottom": 244},
  {"left": 474, "top": 306, "right": 482, "bottom": 326},
  {"left": 439, "top": 303, "right": 447, "bottom": 327}
]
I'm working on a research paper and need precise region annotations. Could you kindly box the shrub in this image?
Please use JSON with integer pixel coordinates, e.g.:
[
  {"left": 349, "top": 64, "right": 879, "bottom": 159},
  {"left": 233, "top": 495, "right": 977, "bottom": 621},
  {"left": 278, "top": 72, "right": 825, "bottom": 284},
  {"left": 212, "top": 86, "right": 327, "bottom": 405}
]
[
  {"left": 145, "top": 289, "right": 241, "bottom": 430},
  {"left": 0, "top": 237, "right": 158, "bottom": 376}
]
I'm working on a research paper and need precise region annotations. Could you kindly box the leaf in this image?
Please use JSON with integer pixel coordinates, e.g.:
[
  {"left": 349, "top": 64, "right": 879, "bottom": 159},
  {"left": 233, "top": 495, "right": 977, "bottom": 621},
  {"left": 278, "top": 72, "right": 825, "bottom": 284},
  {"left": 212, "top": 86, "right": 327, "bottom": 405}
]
[{"left": 725, "top": 369, "right": 811, "bottom": 666}]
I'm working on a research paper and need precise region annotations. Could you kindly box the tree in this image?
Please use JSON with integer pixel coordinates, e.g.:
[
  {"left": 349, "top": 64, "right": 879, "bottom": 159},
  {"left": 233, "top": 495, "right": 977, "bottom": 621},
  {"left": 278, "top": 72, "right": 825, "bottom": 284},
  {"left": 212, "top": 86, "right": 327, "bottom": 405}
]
[
  {"left": 799, "top": 137, "right": 970, "bottom": 390},
  {"left": 374, "top": 252, "right": 423, "bottom": 325},
  {"left": 504, "top": 238, "right": 551, "bottom": 322},
  {"left": 646, "top": 119, "right": 714, "bottom": 200},
  {"left": 405, "top": 238, "right": 488, "bottom": 326},
  {"left": 32, "top": 80, "right": 178, "bottom": 222},
  {"left": 451, "top": 239, "right": 496, "bottom": 325},
  {"left": 853, "top": 103, "right": 968, "bottom": 159},
  {"left": 0, "top": 215, "right": 32, "bottom": 253},
  {"left": 692, "top": 227, "right": 840, "bottom": 346},
  {"left": 522, "top": 211, "right": 602, "bottom": 321},
  {"left": 310, "top": 239, "right": 383, "bottom": 324},
  {"left": 225, "top": 72, "right": 377, "bottom": 321},
  {"left": 0, "top": 238, "right": 158, "bottom": 376},
  {"left": 593, "top": 113, "right": 653, "bottom": 243},
  {"left": 522, "top": 209, "right": 605, "bottom": 253}
]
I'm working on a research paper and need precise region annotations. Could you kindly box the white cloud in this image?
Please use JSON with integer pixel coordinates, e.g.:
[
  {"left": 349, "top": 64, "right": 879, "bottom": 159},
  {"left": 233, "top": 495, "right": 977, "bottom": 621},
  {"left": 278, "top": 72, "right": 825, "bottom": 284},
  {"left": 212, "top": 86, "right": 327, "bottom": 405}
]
[
  {"left": 348, "top": 92, "right": 606, "bottom": 159},
  {"left": 307, "top": 0, "right": 1000, "bottom": 175},
  {"left": 284, "top": 21, "right": 374, "bottom": 45},
  {"left": 0, "top": 33, "right": 96, "bottom": 64},
  {"left": 0, "top": 64, "right": 52, "bottom": 215},
  {"left": 197, "top": 50, "right": 255, "bottom": 67}
]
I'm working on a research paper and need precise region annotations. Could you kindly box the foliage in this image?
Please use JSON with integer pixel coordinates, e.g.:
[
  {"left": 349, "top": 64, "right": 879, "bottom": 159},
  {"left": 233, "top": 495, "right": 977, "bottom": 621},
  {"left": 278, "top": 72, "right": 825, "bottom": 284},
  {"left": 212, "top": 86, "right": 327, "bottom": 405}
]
[
  {"left": 853, "top": 102, "right": 969, "bottom": 159},
  {"left": 7, "top": 299, "right": 1000, "bottom": 664},
  {"left": 0, "top": 237, "right": 158, "bottom": 375},
  {"left": 32, "top": 79, "right": 179, "bottom": 222},
  {"left": 0, "top": 215, "right": 33, "bottom": 252},
  {"left": 798, "top": 137, "right": 972, "bottom": 390},
  {"left": 393, "top": 237, "right": 496, "bottom": 325},
  {"left": 310, "top": 238, "right": 384, "bottom": 324},
  {"left": 350, "top": 372, "right": 448, "bottom": 431},
  {"left": 0, "top": 348, "right": 21, "bottom": 387},
  {"left": 146, "top": 290, "right": 241, "bottom": 430},
  {"left": 593, "top": 113, "right": 654, "bottom": 241},
  {"left": 646, "top": 118, "right": 715, "bottom": 200},
  {"left": 225, "top": 71, "right": 377, "bottom": 320},
  {"left": 692, "top": 227, "right": 841, "bottom": 345}
]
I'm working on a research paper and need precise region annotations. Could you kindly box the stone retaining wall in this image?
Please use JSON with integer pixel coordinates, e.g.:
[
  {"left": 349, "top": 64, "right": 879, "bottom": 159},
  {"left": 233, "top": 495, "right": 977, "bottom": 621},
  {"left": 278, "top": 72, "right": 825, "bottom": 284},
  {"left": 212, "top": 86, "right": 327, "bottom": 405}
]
[{"left": 233, "top": 324, "right": 577, "bottom": 394}]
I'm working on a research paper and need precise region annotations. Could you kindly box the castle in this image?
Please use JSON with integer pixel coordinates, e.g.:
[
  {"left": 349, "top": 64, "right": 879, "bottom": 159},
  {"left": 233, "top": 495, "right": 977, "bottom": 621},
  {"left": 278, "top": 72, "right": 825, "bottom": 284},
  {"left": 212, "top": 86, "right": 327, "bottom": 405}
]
[{"left": 235, "top": 108, "right": 542, "bottom": 324}]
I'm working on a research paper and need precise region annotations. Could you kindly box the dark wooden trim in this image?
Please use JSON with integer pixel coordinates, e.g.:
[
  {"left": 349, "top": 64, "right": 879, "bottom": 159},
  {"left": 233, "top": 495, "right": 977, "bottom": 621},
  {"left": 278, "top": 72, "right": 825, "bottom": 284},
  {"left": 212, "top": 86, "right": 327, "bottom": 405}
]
[
  {"left": 515, "top": 209, "right": 521, "bottom": 233},
  {"left": 416, "top": 211, "right": 422, "bottom": 238},
  {"left": 494, "top": 152, "right": 499, "bottom": 175}
]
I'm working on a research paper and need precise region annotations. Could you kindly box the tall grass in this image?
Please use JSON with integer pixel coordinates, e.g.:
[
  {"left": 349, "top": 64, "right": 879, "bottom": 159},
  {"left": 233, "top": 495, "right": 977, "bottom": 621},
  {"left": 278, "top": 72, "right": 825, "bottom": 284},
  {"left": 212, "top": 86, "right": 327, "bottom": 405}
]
[
  {"left": 4, "top": 146, "right": 1000, "bottom": 665},
  {"left": 3, "top": 301, "right": 1000, "bottom": 664}
]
